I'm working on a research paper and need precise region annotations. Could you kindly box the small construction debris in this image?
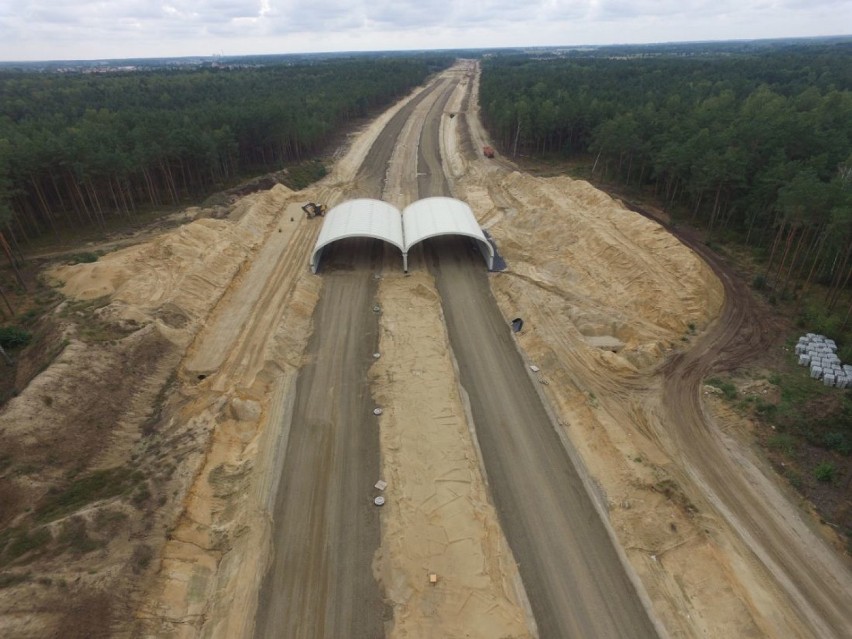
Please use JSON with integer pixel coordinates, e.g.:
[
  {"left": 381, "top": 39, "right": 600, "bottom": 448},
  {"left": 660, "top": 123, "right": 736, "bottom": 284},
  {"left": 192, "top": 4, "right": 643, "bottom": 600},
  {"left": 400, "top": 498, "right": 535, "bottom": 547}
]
[
  {"left": 586, "top": 335, "right": 625, "bottom": 352},
  {"left": 375, "top": 480, "right": 387, "bottom": 491},
  {"left": 374, "top": 496, "right": 385, "bottom": 507},
  {"left": 373, "top": 352, "right": 381, "bottom": 359},
  {"left": 511, "top": 317, "right": 524, "bottom": 332},
  {"left": 529, "top": 365, "right": 540, "bottom": 373},
  {"left": 429, "top": 573, "right": 438, "bottom": 584}
]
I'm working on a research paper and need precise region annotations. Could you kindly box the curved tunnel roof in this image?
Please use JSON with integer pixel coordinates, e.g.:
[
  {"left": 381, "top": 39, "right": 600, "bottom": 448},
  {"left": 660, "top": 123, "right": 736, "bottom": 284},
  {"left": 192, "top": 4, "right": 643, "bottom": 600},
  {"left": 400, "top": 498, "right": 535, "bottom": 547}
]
[
  {"left": 310, "top": 197, "right": 493, "bottom": 272},
  {"left": 310, "top": 198, "right": 404, "bottom": 272},
  {"left": 402, "top": 197, "right": 494, "bottom": 269}
]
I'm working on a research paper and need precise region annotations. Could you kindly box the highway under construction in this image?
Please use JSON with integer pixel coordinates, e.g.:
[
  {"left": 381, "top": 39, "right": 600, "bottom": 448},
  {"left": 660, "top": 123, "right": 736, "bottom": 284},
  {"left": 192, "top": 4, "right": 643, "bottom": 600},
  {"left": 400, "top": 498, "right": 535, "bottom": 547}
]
[{"left": 35, "top": 61, "right": 852, "bottom": 639}]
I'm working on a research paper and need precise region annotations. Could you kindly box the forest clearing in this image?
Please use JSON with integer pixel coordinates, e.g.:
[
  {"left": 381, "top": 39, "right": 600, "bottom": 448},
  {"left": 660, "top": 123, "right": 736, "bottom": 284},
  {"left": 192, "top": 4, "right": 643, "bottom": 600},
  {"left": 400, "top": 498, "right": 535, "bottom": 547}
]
[{"left": 0, "top": 49, "right": 850, "bottom": 639}]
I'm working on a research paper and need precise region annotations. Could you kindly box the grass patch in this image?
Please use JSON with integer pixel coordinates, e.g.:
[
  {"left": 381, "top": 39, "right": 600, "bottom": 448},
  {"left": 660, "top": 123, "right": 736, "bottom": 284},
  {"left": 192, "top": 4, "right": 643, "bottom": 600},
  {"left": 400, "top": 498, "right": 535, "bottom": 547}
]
[
  {"left": 784, "top": 467, "right": 803, "bottom": 489},
  {"left": 281, "top": 160, "right": 327, "bottom": 191},
  {"left": 131, "top": 483, "right": 151, "bottom": 508},
  {"left": 753, "top": 397, "right": 779, "bottom": 418},
  {"left": 57, "top": 517, "right": 102, "bottom": 555},
  {"left": 131, "top": 544, "right": 154, "bottom": 573},
  {"left": 767, "top": 433, "right": 797, "bottom": 457},
  {"left": 768, "top": 368, "right": 851, "bottom": 453},
  {"left": 820, "top": 431, "right": 852, "bottom": 455},
  {"left": 66, "top": 252, "right": 99, "bottom": 265},
  {"left": 0, "top": 572, "right": 31, "bottom": 589},
  {"left": 4, "top": 528, "right": 52, "bottom": 563},
  {"left": 35, "top": 468, "right": 144, "bottom": 523},
  {"left": 813, "top": 461, "right": 836, "bottom": 483},
  {"left": 93, "top": 509, "right": 128, "bottom": 532},
  {"left": 58, "top": 296, "right": 133, "bottom": 342},
  {"left": 0, "top": 326, "right": 32, "bottom": 350},
  {"left": 14, "top": 463, "right": 39, "bottom": 476},
  {"left": 706, "top": 377, "right": 738, "bottom": 400}
]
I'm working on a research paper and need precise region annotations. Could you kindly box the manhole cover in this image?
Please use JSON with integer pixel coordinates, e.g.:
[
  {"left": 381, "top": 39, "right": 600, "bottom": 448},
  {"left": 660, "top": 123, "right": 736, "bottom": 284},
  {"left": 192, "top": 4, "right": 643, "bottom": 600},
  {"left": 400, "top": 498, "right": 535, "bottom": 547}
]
[
  {"left": 373, "top": 352, "right": 381, "bottom": 359},
  {"left": 374, "top": 496, "right": 385, "bottom": 506}
]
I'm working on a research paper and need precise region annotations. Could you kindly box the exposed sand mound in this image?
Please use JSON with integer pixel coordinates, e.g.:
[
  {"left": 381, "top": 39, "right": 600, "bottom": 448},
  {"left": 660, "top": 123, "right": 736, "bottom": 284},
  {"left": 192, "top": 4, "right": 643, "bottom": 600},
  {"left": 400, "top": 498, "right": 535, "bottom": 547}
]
[
  {"left": 48, "top": 185, "right": 293, "bottom": 344},
  {"left": 470, "top": 172, "right": 724, "bottom": 356},
  {"left": 7, "top": 59, "right": 842, "bottom": 639}
]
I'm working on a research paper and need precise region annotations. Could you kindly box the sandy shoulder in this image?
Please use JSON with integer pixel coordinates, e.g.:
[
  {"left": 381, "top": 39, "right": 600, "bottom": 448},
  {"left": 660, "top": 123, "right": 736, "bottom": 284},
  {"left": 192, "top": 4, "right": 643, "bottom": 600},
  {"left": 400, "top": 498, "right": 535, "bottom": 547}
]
[{"left": 373, "top": 270, "right": 534, "bottom": 639}]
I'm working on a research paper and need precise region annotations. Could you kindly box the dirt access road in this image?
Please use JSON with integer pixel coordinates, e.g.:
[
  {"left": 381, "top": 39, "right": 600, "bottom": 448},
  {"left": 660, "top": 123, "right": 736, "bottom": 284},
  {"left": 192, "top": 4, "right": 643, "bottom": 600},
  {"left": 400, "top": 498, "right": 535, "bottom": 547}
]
[{"left": 658, "top": 231, "right": 852, "bottom": 637}]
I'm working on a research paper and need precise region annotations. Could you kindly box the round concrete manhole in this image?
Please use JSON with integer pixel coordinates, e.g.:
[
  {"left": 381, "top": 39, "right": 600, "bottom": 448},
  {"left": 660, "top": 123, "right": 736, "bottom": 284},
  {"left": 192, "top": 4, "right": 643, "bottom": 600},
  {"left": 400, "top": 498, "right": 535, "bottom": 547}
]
[
  {"left": 373, "top": 408, "right": 383, "bottom": 416},
  {"left": 374, "top": 496, "right": 385, "bottom": 506}
]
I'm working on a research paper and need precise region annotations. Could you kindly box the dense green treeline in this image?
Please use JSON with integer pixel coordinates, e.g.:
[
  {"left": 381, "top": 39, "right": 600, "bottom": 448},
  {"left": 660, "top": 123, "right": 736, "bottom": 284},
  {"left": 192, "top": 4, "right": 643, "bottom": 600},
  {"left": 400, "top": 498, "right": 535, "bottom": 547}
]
[
  {"left": 0, "top": 56, "right": 451, "bottom": 241},
  {"left": 480, "top": 44, "right": 852, "bottom": 314}
]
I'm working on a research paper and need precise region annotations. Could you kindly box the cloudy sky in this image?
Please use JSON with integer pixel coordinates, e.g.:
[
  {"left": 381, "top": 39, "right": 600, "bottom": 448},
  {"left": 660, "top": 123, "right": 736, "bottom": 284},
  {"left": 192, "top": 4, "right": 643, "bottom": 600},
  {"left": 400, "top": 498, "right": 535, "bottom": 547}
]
[{"left": 0, "top": 0, "right": 848, "bottom": 61}]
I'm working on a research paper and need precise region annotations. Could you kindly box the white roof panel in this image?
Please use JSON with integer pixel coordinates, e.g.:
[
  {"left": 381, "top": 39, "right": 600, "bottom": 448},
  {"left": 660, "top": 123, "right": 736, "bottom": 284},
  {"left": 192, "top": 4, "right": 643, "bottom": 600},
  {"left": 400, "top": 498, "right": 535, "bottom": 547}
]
[
  {"left": 316, "top": 198, "right": 403, "bottom": 250},
  {"left": 310, "top": 197, "right": 494, "bottom": 272},
  {"left": 311, "top": 199, "right": 403, "bottom": 272},
  {"left": 402, "top": 197, "right": 494, "bottom": 269}
]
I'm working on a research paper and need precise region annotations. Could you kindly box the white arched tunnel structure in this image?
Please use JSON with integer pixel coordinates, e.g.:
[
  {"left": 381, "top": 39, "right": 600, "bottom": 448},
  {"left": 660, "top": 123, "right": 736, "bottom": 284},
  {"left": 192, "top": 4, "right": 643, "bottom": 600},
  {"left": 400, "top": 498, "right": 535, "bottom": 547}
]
[
  {"left": 401, "top": 197, "right": 494, "bottom": 271},
  {"left": 309, "top": 199, "right": 404, "bottom": 273},
  {"left": 309, "top": 196, "right": 494, "bottom": 273}
]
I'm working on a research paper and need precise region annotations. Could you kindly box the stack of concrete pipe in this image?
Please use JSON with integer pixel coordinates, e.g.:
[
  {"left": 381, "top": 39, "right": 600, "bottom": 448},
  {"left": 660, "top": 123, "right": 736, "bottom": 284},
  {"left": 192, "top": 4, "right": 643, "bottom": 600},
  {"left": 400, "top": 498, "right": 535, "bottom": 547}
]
[{"left": 795, "top": 333, "right": 849, "bottom": 388}]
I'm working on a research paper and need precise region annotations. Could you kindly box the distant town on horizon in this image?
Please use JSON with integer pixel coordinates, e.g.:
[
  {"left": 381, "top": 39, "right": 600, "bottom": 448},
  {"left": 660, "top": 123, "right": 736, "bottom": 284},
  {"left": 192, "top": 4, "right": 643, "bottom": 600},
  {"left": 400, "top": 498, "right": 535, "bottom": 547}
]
[{"left": 1, "top": 33, "right": 849, "bottom": 73}]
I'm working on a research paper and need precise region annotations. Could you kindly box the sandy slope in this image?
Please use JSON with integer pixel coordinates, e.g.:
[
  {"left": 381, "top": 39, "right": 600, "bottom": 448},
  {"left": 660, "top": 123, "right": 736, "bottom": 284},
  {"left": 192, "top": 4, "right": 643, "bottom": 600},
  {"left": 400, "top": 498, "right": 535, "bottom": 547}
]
[
  {"left": 20, "top": 59, "right": 850, "bottom": 639},
  {"left": 446, "top": 61, "right": 850, "bottom": 638},
  {"left": 373, "top": 65, "right": 534, "bottom": 638},
  {"left": 373, "top": 270, "right": 533, "bottom": 639}
]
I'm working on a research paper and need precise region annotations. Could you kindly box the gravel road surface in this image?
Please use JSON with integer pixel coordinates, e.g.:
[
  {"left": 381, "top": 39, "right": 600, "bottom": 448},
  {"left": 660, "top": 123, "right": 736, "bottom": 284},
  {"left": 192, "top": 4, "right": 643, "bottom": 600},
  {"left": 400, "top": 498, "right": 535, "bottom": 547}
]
[
  {"left": 419, "top": 95, "right": 659, "bottom": 635},
  {"left": 252, "top": 239, "right": 386, "bottom": 639},
  {"left": 253, "top": 78, "right": 449, "bottom": 638},
  {"left": 255, "top": 66, "right": 661, "bottom": 639}
]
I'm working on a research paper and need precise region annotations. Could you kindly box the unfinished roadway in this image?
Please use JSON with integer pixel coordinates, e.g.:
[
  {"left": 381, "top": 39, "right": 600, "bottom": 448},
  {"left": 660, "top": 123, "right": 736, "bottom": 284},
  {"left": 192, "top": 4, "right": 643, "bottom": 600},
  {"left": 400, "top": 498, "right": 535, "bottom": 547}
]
[
  {"left": 36, "top": 61, "right": 849, "bottom": 639},
  {"left": 253, "top": 79, "right": 455, "bottom": 638},
  {"left": 252, "top": 61, "right": 852, "bottom": 639},
  {"left": 253, "top": 67, "right": 659, "bottom": 638}
]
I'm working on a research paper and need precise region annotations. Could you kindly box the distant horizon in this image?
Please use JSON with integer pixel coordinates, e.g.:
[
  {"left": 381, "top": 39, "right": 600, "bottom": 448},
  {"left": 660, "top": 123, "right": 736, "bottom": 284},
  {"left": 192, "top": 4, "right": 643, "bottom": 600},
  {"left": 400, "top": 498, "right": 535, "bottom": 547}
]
[
  {"left": 0, "top": 33, "right": 849, "bottom": 66},
  {"left": 3, "top": 0, "right": 850, "bottom": 64}
]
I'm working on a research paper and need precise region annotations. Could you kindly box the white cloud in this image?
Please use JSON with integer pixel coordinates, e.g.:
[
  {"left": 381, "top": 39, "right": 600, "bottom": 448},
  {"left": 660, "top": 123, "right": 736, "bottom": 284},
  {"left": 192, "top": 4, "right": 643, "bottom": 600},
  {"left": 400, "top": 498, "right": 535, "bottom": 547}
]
[{"left": 0, "top": 0, "right": 848, "bottom": 60}]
